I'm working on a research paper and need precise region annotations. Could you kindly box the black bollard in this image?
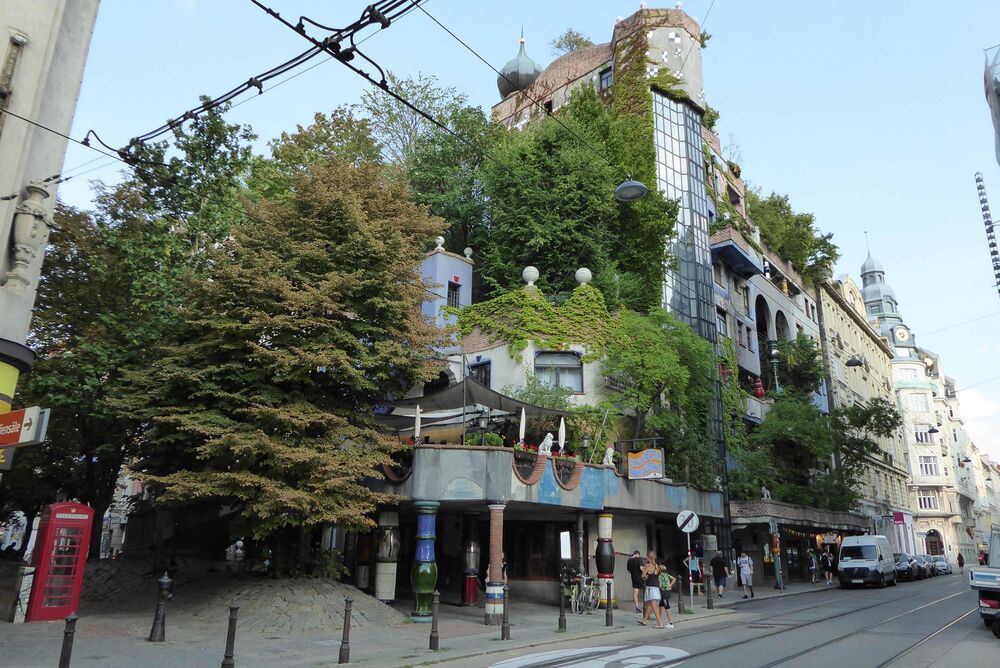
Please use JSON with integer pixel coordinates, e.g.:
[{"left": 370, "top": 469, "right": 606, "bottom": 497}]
[
  {"left": 429, "top": 590, "right": 440, "bottom": 651},
  {"left": 220, "top": 604, "right": 239, "bottom": 668},
  {"left": 605, "top": 581, "right": 613, "bottom": 626},
  {"left": 148, "top": 571, "right": 172, "bottom": 642},
  {"left": 706, "top": 574, "right": 714, "bottom": 610},
  {"left": 557, "top": 581, "right": 566, "bottom": 632},
  {"left": 58, "top": 613, "right": 78, "bottom": 668},
  {"left": 500, "top": 585, "right": 511, "bottom": 640},
  {"left": 338, "top": 597, "right": 353, "bottom": 664},
  {"left": 676, "top": 580, "right": 685, "bottom": 615}
]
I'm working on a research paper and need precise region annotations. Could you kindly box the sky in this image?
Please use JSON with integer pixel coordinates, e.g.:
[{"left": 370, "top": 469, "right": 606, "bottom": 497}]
[{"left": 55, "top": 1, "right": 1000, "bottom": 459}]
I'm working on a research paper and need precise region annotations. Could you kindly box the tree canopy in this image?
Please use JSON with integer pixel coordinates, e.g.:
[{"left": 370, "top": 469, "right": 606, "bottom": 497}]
[
  {"left": 550, "top": 29, "right": 594, "bottom": 56},
  {"left": 746, "top": 189, "right": 839, "bottom": 283}
]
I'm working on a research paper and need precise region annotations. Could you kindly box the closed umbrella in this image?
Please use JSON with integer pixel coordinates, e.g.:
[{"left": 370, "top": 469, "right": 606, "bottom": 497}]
[
  {"left": 558, "top": 417, "right": 566, "bottom": 453},
  {"left": 519, "top": 407, "right": 526, "bottom": 443},
  {"left": 414, "top": 405, "right": 421, "bottom": 443}
]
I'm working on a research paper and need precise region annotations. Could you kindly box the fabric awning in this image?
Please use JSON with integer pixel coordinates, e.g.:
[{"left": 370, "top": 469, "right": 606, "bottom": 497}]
[{"left": 389, "top": 378, "right": 571, "bottom": 417}]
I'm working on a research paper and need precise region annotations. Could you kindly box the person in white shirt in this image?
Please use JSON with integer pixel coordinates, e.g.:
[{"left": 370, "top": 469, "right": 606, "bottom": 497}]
[{"left": 738, "top": 551, "right": 754, "bottom": 599}]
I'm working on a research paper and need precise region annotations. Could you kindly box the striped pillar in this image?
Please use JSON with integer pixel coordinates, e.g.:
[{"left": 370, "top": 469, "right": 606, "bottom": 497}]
[
  {"left": 374, "top": 511, "right": 400, "bottom": 603},
  {"left": 596, "top": 512, "right": 616, "bottom": 606},
  {"left": 410, "top": 501, "right": 439, "bottom": 621},
  {"left": 485, "top": 503, "right": 505, "bottom": 625}
]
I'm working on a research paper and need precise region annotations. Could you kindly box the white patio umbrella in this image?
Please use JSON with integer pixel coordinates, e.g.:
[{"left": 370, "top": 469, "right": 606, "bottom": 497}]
[
  {"left": 557, "top": 416, "right": 566, "bottom": 452},
  {"left": 414, "top": 405, "right": 421, "bottom": 442},
  {"left": 519, "top": 407, "right": 526, "bottom": 443}
]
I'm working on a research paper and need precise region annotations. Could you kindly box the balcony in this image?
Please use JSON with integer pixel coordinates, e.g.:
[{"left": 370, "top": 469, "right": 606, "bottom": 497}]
[
  {"left": 894, "top": 379, "right": 938, "bottom": 391},
  {"left": 746, "top": 395, "right": 770, "bottom": 424}
]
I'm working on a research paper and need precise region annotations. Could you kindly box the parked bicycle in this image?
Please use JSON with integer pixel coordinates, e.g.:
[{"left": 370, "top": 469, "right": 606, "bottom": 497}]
[{"left": 561, "top": 564, "right": 600, "bottom": 614}]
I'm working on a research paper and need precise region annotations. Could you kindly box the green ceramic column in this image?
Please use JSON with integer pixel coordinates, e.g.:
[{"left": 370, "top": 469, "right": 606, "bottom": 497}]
[{"left": 411, "top": 501, "right": 440, "bottom": 621}]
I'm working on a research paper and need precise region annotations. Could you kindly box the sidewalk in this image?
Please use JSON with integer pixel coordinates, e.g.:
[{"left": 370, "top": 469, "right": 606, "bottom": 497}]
[{"left": 0, "top": 579, "right": 836, "bottom": 668}]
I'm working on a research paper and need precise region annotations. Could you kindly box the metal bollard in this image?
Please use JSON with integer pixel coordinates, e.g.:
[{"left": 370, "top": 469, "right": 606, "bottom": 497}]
[
  {"left": 557, "top": 582, "right": 566, "bottom": 632},
  {"left": 148, "top": 571, "right": 172, "bottom": 642},
  {"left": 429, "top": 590, "right": 440, "bottom": 651},
  {"left": 338, "top": 597, "right": 353, "bottom": 664},
  {"left": 500, "top": 585, "right": 510, "bottom": 640},
  {"left": 605, "top": 581, "right": 613, "bottom": 626},
  {"left": 706, "top": 575, "right": 714, "bottom": 610},
  {"left": 220, "top": 605, "right": 239, "bottom": 668},
  {"left": 676, "top": 580, "right": 685, "bottom": 615},
  {"left": 58, "top": 613, "right": 78, "bottom": 668}
]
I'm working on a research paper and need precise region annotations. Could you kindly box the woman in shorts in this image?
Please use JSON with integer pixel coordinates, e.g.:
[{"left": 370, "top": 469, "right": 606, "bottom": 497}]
[{"left": 638, "top": 551, "right": 665, "bottom": 628}]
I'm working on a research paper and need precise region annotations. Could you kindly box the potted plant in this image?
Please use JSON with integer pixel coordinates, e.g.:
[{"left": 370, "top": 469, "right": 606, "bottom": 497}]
[
  {"left": 512, "top": 441, "right": 539, "bottom": 479},
  {"left": 553, "top": 450, "right": 578, "bottom": 486}
]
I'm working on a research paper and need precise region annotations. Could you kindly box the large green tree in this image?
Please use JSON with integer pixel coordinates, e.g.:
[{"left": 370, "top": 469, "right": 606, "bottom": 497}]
[
  {"left": 746, "top": 189, "right": 839, "bottom": 283},
  {"left": 112, "top": 158, "right": 444, "bottom": 567}
]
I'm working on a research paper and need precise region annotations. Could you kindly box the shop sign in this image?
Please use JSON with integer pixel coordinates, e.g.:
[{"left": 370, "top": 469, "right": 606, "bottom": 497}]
[
  {"left": 822, "top": 533, "right": 838, "bottom": 544},
  {"left": 893, "top": 511, "right": 905, "bottom": 525}
]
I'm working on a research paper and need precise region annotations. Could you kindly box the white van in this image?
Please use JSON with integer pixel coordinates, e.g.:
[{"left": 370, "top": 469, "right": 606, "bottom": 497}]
[{"left": 838, "top": 535, "right": 896, "bottom": 588}]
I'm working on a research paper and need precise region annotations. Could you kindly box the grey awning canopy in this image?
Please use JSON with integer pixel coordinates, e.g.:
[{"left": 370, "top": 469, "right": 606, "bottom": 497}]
[{"left": 389, "top": 378, "right": 571, "bottom": 417}]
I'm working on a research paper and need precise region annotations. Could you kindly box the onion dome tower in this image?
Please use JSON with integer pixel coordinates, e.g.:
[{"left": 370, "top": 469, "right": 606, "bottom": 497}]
[{"left": 497, "top": 30, "right": 543, "bottom": 98}]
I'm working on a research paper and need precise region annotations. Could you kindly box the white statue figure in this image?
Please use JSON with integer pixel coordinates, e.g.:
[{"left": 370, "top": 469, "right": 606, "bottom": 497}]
[
  {"left": 538, "top": 433, "right": 554, "bottom": 456},
  {"left": 602, "top": 446, "right": 616, "bottom": 466},
  {"left": 761, "top": 486, "right": 772, "bottom": 500}
]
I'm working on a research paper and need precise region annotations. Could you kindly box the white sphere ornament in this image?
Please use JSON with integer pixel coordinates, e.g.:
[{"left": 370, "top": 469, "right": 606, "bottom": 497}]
[
  {"left": 522, "top": 266, "right": 540, "bottom": 286},
  {"left": 575, "top": 267, "right": 592, "bottom": 285},
  {"left": 434, "top": 236, "right": 445, "bottom": 248},
  {"left": 464, "top": 247, "right": 473, "bottom": 258}
]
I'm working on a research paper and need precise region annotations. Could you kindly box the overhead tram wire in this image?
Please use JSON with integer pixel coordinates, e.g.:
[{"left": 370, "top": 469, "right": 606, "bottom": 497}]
[{"left": 0, "top": 1, "right": 418, "bottom": 202}]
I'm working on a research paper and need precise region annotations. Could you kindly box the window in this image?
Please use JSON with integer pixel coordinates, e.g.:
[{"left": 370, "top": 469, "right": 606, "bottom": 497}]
[
  {"left": 716, "top": 309, "right": 728, "bottom": 337},
  {"left": 742, "top": 286, "right": 750, "bottom": 314},
  {"left": 952, "top": 429, "right": 958, "bottom": 442},
  {"left": 915, "top": 426, "right": 932, "bottom": 444},
  {"left": 534, "top": 352, "right": 583, "bottom": 392},
  {"left": 919, "top": 456, "right": 939, "bottom": 476},
  {"left": 599, "top": 67, "right": 613, "bottom": 90},
  {"left": 840, "top": 545, "right": 877, "bottom": 561},
  {"left": 713, "top": 263, "right": 724, "bottom": 286},
  {"left": 447, "top": 281, "right": 461, "bottom": 308},
  {"left": 918, "top": 492, "right": 938, "bottom": 510},
  {"left": 908, "top": 393, "right": 930, "bottom": 412},
  {"left": 746, "top": 326, "right": 755, "bottom": 352},
  {"left": 543, "top": 100, "right": 553, "bottom": 114},
  {"left": 898, "top": 368, "right": 918, "bottom": 381},
  {"left": 868, "top": 303, "right": 883, "bottom": 315},
  {"left": 737, "top": 324, "right": 746, "bottom": 348},
  {"left": 469, "top": 361, "right": 491, "bottom": 388}
]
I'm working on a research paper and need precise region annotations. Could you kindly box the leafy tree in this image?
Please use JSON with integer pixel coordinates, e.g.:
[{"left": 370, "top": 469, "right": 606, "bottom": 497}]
[
  {"left": 249, "top": 106, "right": 381, "bottom": 200},
  {"left": 775, "top": 333, "right": 826, "bottom": 398},
  {"left": 824, "top": 397, "right": 902, "bottom": 510},
  {"left": 358, "top": 72, "right": 467, "bottom": 165},
  {"left": 746, "top": 189, "right": 839, "bottom": 283},
  {"left": 480, "top": 86, "right": 675, "bottom": 309},
  {"left": 751, "top": 396, "right": 833, "bottom": 505},
  {"left": 112, "top": 158, "right": 444, "bottom": 569},
  {"left": 550, "top": 29, "right": 594, "bottom": 56}
]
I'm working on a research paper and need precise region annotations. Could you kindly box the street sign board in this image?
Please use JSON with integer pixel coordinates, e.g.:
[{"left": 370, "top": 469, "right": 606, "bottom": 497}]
[
  {"left": 0, "top": 447, "right": 15, "bottom": 471},
  {"left": 676, "top": 510, "right": 699, "bottom": 533},
  {"left": 0, "top": 407, "right": 48, "bottom": 448}
]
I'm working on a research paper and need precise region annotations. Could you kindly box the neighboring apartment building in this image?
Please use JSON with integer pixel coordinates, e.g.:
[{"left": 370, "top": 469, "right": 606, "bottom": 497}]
[
  {"left": 816, "top": 276, "right": 914, "bottom": 553},
  {"left": 0, "top": 1, "right": 99, "bottom": 410},
  {"left": 861, "top": 253, "right": 975, "bottom": 564}
]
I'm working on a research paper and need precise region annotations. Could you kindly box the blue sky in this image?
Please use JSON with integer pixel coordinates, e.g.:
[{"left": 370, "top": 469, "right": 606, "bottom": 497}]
[{"left": 58, "top": 1, "right": 1000, "bottom": 459}]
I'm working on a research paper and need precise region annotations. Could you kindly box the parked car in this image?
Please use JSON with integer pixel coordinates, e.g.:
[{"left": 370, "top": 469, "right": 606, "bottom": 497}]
[
  {"left": 932, "top": 555, "right": 953, "bottom": 575},
  {"left": 894, "top": 553, "right": 920, "bottom": 581},
  {"left": 912, "top": 555, "right": 933, "bottom": 579},
  {"left": 918, "top": 555, "right": 939, "bottom": 577},
  {"left": 838, "top": 535, "right": 896, "bottom": 587}
]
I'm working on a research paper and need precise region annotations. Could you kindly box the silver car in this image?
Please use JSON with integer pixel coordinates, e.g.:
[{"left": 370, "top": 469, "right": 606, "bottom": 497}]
[{"left": 931, "top": 555, "right": 952, "bottom": 574}]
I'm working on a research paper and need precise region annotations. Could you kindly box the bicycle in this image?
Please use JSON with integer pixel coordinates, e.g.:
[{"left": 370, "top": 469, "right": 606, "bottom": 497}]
[{"left": 561, "top": 565, "right": 601, "bottom": 614}]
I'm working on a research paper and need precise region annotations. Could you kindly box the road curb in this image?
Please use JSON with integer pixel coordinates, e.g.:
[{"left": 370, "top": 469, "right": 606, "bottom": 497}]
[{"left": 716, "top": 584, "right": 840, "bottom": 608}]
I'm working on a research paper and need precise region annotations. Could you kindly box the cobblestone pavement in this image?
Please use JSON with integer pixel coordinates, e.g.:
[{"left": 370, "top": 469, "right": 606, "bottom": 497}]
[{"left": 0, "top": 562, "right": 836, "bottom": 667}]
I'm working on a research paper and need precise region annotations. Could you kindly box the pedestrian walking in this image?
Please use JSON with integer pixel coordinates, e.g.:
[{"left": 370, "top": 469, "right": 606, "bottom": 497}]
[
  {"left": 657, "top": 564, "right": 675, "bottom": 628},
  {"left": 626, "top": 550, "right": 643, "bottom": 613},
  {"left": 738, "top": 551, "right": 754, "bottom": 599},
  {"left": 958, "top": 552, "right": 965, "bottom": 574},
  {"left": 637, "top": 551, "right": 665, "bottom": 629},
  {"left": 808, "top": 549, "right": 818, "bottom": 584},
  {"left": 820, "top": 547, "right": 834, "bottom": 585},
  {"left": 709, "top": 552, "right": 730, "bottom": 598}
]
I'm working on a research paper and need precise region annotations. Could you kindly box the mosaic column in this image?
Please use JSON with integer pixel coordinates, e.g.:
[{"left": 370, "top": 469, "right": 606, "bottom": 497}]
[
  {"left": 374, "top": 511, "right": 400, "bottom": 603},
  {"left": 485, "top": 503, "right": 506, "bottom": 625},
  {"left": 460, "top": 512, "right": 480, "bottom": 606},
  {"left": 410, "top": 501, "right": 439, "bottom": 621},
  {"left": 596, "top": 512, "right": 615, "bottom": 607}
]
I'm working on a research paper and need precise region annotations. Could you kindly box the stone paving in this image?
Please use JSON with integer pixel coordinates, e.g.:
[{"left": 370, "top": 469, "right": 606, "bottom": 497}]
[{"left": 0, "top": 558, "right": 834, "bottom": 667}]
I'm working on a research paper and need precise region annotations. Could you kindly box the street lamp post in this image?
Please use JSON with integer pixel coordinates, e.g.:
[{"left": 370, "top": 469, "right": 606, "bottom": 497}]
[{"left": 769, "top": 340, "right": 781, "bottom": 394}]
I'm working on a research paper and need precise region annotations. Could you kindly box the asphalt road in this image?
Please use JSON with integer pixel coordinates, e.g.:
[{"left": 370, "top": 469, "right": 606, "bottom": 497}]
[{"left": 480, "top": 574, "right": 998, "bottom": 668}]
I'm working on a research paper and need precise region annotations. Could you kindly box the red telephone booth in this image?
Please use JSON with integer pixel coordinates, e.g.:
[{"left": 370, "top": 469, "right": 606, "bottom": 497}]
[{"left": 26, "top": 502, "right": 94, "bottom": 622}]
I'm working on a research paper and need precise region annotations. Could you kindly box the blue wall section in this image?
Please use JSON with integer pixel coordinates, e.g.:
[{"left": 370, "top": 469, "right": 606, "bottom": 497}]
[
  {"left": 579, "top": 468, "right": 604, "bottom": 509},
  {"left": 536, "top": 465, "right": 561, "bottom": 505}
]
